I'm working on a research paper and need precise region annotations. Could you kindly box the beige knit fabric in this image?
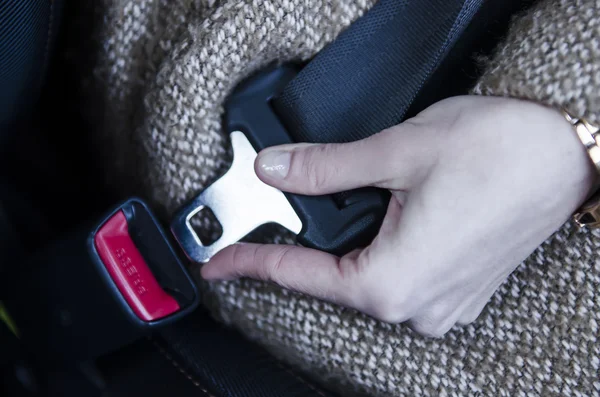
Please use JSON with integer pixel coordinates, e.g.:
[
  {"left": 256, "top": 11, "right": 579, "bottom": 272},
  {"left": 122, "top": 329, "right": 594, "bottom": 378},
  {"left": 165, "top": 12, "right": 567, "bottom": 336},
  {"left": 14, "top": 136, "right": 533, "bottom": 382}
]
[
  {"left": 472, "top": 0, "right": 600, "bottom": 126},
  {"left": 72, "top": 0, "right": 600, "bottom": 395}
]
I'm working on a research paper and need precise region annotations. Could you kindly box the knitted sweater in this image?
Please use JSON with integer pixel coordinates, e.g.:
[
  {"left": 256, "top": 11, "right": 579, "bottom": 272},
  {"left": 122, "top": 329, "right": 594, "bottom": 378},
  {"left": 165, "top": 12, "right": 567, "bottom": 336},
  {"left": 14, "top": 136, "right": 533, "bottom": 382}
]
[{"left": 69, "top": 0, "right": 600, "bottom": 395}]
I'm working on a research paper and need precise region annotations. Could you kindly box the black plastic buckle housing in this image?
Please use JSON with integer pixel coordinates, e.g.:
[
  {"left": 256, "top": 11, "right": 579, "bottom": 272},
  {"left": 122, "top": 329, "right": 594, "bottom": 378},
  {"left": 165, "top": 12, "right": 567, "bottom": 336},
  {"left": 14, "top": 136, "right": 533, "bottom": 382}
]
[
  {"left": 3, "top": 198, "right": 199, "bottom": 364},
  {"left": 225, "top": 64, "right": 389, "bottom": 256}
]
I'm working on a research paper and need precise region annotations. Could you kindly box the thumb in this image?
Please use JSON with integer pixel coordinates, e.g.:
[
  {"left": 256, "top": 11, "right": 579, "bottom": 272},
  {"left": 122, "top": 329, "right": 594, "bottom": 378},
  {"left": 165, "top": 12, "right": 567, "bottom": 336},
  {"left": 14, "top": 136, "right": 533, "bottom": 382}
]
[{"left": 254, "top": 123, "right": 437, "bottom": 195}]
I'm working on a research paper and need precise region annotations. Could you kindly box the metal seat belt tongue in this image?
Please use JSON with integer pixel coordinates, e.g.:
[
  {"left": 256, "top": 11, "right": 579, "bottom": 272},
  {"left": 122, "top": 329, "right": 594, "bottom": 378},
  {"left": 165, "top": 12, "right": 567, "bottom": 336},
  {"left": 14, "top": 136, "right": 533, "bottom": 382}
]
[
  {"left": 171, "top": 126, "right": 304, "bottom": 264},
  {"left": 170, "top": 0, "right": 488, "bottom": 264},
  {"left": 170, "top": 64, "right": 390, "bottom": 264}
]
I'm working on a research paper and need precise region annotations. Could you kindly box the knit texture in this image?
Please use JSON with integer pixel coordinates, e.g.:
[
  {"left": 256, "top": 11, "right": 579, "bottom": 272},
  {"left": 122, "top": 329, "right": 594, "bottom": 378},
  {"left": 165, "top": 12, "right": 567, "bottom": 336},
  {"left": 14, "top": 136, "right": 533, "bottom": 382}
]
[
  {"left": 472, "top": 0, "right": 600, "bottom": 125},
  {"left": 70, "top": 0, "right": 600, "bottom": 395}
]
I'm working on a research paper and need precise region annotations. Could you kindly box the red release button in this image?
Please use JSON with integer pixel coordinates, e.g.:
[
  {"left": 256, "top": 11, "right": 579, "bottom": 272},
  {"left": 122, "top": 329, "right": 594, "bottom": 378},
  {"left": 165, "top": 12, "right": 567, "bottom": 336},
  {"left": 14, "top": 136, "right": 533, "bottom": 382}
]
[{"left": 94, "top": 211, "right": 180, "bottom": 321}]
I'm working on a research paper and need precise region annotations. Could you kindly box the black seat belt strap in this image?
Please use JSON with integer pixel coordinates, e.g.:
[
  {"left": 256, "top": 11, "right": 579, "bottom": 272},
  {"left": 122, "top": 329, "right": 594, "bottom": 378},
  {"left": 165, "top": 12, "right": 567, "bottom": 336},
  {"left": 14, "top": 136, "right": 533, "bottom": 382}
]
[{"left": 273, "top": 0, "right": 484, "bottom": 144}]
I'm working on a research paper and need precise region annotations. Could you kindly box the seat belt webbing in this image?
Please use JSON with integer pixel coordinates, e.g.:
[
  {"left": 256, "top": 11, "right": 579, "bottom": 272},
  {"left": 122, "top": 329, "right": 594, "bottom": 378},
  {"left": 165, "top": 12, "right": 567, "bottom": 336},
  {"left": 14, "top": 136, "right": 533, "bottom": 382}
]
[{"left": 272, "top": 0, "right": 484, "bottom": 144}]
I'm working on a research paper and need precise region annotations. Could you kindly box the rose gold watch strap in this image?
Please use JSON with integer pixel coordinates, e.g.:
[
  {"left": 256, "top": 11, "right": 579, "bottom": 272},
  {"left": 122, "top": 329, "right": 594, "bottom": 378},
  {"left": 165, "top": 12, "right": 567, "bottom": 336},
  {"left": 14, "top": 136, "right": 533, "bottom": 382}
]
[{"left": 563, "top": 109, "right": 600, "bottom": 228}]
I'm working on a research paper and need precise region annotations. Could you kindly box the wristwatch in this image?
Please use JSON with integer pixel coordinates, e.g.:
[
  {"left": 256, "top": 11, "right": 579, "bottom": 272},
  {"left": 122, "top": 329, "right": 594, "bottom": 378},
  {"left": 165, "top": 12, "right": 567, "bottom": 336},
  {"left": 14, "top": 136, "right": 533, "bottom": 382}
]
[{"left": 562, "top": 108, "right": 600, "bottom": 228}]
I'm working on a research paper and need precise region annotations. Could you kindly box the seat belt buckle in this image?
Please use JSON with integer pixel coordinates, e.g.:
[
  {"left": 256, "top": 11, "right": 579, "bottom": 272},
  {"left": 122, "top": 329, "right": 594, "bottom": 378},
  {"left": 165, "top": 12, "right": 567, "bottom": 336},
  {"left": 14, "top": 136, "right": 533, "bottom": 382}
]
[
  {"left": 171, "top": 64, "right": 389, "bottom": 263},
  {"left": 4, "top": 198, "right": 200, "bottom": 363},
  {"left": 90, "top": 199, "right": 199, "bottom": 324}
]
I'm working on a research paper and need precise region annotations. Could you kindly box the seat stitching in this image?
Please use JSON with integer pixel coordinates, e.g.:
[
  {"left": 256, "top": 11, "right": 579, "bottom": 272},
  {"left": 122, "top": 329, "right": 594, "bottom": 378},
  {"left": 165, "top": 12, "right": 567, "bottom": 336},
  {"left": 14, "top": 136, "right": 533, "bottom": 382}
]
[
  {"left": 263, "top": 353, "right": 331, "bottom": 397},
  {"left": 42, "top": 0, "right": 54, "bottom": 76},
  {"left": 151, "top": 338, "right": 216, "bottom": 397},
  {"left": 152, "top": 337, "right": 332, "bottom": 397}
]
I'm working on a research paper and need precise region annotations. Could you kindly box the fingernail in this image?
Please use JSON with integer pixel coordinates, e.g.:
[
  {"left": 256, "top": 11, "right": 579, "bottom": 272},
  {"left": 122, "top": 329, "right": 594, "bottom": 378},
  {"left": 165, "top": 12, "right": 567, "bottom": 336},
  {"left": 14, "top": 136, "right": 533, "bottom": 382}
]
[{"left": 258, "top": 150, "right": 290, "bottom": 179}]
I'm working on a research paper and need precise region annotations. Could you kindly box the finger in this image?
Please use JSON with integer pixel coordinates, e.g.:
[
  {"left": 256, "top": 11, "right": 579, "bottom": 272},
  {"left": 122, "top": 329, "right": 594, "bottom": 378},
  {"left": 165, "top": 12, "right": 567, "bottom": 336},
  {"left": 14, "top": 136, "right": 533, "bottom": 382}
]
[
  {"left": 406, "top": 270, "right": 495, "bottom": 337},
  {"left": 200, "top": 243, "right": 362, "bottom": 308},
  {"left": 407, "top": 294, "right": 470, "bottom": 338},
  {"left": 254, "top": 121, "right": 438, "bottom": 195},
  {"left": 456, "top": 297, "right": 489, "bottom": 326},
  {"left": 456, "top": 273, "right": 508, "bottom": 325}
]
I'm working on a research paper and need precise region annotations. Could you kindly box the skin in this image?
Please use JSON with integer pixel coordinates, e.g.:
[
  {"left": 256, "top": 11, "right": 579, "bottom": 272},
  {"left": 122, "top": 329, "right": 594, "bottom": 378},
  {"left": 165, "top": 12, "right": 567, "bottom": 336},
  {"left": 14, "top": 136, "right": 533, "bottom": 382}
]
[{"left": 201, "top": 96, "right": 597, "bottom": 337}]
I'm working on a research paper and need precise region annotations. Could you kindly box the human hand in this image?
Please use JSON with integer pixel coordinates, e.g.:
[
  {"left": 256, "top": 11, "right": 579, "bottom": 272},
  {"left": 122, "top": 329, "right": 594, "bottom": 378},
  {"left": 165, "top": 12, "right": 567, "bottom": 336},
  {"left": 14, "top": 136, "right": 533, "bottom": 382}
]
[{"left": 201, "top": 96, "right": 596, "bottom": 337}]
